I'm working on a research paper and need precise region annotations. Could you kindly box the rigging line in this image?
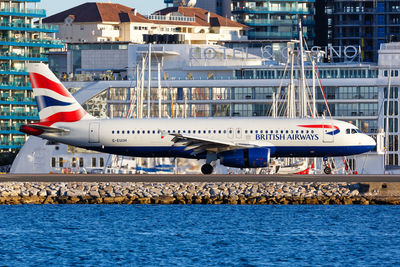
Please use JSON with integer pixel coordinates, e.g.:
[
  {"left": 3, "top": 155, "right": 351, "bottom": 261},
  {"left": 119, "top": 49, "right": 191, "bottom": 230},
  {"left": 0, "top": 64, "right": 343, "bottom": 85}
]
[
  {"left": 314, "top": 63, "right": 332, "bottom": 118},
  {"left": 303, "top": 38, "right": 331, "bottom": 118},
  {"left": 271, "top": 55, "right": 291, "bottom": 117}
]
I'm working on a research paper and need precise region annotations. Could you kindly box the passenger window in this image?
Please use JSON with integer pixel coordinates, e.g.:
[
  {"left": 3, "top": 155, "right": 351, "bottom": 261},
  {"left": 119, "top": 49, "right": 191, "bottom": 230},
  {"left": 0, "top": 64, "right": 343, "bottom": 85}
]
[
  {"left": 117, "top": 131, "right": 120, "bottom": 134},
  {"left": 122, "top": 131, "right": 125, "bottom": 134},
  {"left": 245, "top": 130, "right": 248, "bottom": 134},
  {"left": 346, "top": 129, "right": 350, "bottom": 134},
  {"left": 132, "top": 130, "right": 135, "bottom": 134},
  {"left": 153, "top": 130, "right": 155, "bottom": 134},
  {"left": 127, "top": 131, "right": 130, "bottom": 134},
  {"left": 188, "top": 130, "right": 191, "bottom": 134},
  {"left": 112, "top": 131, "right": 115, "bottom": 134},
  {"left": 219, "top": 130, "right": 221, "bottom": 134},
  {"left": 142, "top": 130, "right": 145, "bottom": 134},
  {"left": 147, "top": 130, "right": 150, "bottom": 134},
  {"left": 178, "top": 130, "right": 181, "bottom": 134},
  {"left": 203, "top": 130, "right": 206, "bottom": 134},
  {"left": 250, "top": 130, "right": 253, "bottom": 134}
]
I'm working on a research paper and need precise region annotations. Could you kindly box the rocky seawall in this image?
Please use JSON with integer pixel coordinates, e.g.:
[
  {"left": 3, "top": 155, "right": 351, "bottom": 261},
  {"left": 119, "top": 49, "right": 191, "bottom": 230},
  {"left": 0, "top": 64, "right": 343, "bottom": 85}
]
[{"left": 0, "top": 181, "right": 399, "bottom": 205}]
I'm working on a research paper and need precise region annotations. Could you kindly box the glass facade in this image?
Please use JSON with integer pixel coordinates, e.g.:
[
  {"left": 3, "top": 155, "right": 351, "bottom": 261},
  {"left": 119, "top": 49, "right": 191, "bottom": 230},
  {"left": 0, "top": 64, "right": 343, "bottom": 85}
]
[
  {"left": 331, "top": 0, "right": 400, "bottom": 62},
  {"left": 231, "top": 0, "right": 315, "bottom": 45},
  {"left": 0, "top": 0, "right": 63, "bottom": 152}
]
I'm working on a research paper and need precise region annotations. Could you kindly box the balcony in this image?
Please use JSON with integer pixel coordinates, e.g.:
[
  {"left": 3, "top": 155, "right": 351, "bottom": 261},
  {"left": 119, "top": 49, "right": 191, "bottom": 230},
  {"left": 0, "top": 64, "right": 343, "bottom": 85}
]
[
  {"left": 0, "top": 7, "right": 46, "bottom": 18},
  {"left": 0, "top": 111, "right": 39, "bottom": 119},
  {"left": 248, "top": 0, "right": 314, "bottom": 1},
  {"left": 0, "top": 37, "right": 64, "bottom": 48},
  {"left": 0, "top": 126, "right": 25, "bottom": 134},
  {"left": 232, "top": 6, "right": 314, "bottom": 14},
  {"left": 0, "top": 142, "right": 25, "bottom": 149},
  {"left": 0, "top": 52, "right": 48, "bottom": 62},
  {"left": 0, "top": 21, "right": 58, "bottom": 33},
  {"left": 0, "top": 67, "right": 28, "bottom": 75},
  {"left": 243, "top": 18, "right": 314, "bottom": 26},
  {"left": 0, "top": 96, "right": 35, "bottom": 104},
  {"left": 0, "top": 81, "right": 31, "bottom": 90},
  {"left": 248, "top": 31, "right": 299, "bottom": 39}
]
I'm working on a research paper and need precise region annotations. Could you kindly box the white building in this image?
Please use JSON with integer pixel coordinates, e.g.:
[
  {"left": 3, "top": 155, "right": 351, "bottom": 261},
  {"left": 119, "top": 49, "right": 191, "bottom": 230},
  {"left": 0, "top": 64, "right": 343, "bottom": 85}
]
[{"left": 42, "top": 3, "right": 247, "bottom": 44}]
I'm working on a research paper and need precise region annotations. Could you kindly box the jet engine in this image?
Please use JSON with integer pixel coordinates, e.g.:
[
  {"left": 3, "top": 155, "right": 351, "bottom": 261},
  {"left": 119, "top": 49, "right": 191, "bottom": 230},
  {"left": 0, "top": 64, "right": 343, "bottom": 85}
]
[{"left": 219, "top": 148, "right": 270, "bottom": 168}]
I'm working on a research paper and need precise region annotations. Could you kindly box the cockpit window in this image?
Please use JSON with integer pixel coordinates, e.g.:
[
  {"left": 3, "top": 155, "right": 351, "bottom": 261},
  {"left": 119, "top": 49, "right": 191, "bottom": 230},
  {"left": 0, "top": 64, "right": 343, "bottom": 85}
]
[
  {"left": 351, "top": 129, "right": 357, "bottom": 134},
  {"left": 346, "top": 129, "right": 350, "bottom": 134}
]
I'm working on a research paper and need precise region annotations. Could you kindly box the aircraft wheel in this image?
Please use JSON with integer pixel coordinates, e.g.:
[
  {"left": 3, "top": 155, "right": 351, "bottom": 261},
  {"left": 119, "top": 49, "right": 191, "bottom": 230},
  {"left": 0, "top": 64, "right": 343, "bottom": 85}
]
[
  {"left": 324, "top": 166, "right": 332, "bottom": 175},
  {"left": 201, "top": 164, "right": 213, "bottom": 175}
]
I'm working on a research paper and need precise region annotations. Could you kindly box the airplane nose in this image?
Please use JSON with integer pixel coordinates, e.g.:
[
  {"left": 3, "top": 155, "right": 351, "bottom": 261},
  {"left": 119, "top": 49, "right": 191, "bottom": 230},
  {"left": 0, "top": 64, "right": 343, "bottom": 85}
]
[{"left": 365, "top": 135, "right": 376, "bottom": 150}]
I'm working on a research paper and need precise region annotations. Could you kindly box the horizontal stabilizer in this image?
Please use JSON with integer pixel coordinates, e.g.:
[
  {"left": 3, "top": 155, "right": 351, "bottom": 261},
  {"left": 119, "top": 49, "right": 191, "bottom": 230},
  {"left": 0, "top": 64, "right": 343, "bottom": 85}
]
[{"left": 20, "top": 124, "right": 70, "bottom": 136}]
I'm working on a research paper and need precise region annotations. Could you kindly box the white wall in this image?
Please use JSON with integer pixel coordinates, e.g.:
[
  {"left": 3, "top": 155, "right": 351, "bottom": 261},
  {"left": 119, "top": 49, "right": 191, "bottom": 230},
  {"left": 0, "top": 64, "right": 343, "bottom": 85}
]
[{"left": 81, "top": 50, "right": 129, "bottom": 71}]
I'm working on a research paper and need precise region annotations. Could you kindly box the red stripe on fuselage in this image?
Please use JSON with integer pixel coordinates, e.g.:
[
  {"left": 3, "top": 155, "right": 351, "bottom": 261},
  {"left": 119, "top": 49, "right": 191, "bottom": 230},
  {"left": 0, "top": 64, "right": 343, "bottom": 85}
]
[
  {"left": 297, "top": 124, "right": 339, "bottom": 130},
  {"left": 29, "top": 72, "right": 71, "bottom": 98}
]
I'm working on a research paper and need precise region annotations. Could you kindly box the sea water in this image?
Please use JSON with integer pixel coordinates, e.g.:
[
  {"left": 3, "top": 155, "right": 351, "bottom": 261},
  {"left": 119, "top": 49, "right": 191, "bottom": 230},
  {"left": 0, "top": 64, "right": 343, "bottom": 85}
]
[{"left": 0, "top": 205, "right": 399, "bottom": 266}]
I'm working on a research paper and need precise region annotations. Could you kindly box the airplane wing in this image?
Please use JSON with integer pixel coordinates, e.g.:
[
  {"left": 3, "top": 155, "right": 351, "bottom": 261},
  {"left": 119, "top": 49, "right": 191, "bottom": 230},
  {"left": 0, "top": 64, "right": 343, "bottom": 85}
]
[{"left": 168, "top": 132, "right": 264, "bottom": 155}]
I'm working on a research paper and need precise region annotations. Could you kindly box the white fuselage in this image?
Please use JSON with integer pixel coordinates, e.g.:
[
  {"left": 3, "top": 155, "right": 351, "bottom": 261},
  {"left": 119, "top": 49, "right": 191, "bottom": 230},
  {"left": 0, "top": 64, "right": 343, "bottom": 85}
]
[{"left": 38, "top": 117, "right": 376, "bottom": 159}]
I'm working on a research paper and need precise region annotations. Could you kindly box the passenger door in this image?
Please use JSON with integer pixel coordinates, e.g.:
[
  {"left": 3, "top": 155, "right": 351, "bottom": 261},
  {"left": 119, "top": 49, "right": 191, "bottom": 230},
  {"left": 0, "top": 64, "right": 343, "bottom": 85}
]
[{"left": 89, "top": 122, "right": 100, "bottom": 143}]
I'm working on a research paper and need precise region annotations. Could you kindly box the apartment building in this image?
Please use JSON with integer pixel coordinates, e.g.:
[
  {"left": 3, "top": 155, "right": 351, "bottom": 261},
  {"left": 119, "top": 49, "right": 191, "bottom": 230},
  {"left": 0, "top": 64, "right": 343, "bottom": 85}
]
[{"left": 0, "top": 0, "right": 63, "bottom": 152}]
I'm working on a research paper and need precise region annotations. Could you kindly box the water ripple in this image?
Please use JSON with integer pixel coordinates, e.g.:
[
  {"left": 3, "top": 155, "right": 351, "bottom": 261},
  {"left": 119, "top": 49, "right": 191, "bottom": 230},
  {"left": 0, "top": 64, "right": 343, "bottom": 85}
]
[{"left": 0, "top": 205, "right": 399, "bottom": 266}]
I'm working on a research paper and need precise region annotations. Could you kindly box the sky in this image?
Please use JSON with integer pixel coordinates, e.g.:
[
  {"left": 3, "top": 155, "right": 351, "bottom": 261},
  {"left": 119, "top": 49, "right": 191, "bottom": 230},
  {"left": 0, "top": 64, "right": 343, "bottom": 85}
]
[{"left": 38, "top": 0, "right": 166, "bottom": 16}]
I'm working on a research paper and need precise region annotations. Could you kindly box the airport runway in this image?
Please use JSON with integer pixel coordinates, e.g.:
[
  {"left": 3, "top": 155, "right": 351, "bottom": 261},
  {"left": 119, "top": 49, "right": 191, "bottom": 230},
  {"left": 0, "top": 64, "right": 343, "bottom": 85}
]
[{"left": 0, "top": 174, "right": 398, "bottom": 183}]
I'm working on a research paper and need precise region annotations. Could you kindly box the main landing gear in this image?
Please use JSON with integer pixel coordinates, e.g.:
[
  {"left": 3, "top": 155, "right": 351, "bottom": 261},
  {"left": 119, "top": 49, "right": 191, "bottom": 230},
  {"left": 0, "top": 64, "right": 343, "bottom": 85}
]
[
  {"left": 201, "top": 152, "right": 217, "bottom": 175},
  {"left": 201, "top": 164, "right": 213, "bottom": 175}
]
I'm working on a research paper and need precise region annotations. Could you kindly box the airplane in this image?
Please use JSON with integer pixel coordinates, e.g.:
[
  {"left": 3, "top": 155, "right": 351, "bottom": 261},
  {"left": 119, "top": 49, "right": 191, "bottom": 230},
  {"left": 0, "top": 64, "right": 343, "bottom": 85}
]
[{"left": 20, "top": 63, "right": 376, "bottom": 175}]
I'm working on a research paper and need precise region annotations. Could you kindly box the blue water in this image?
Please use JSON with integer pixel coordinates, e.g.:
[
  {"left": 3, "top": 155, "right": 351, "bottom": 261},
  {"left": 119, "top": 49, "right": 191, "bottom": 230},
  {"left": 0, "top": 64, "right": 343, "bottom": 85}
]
[{"left": 0, "top": 205, "right": 399, "bottom": 266}]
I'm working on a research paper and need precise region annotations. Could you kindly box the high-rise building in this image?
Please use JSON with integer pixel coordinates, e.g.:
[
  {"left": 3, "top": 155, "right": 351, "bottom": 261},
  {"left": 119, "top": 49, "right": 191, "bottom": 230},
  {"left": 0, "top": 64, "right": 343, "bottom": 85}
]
[
  {"left": 231, "top": 0, "right": 315, "bottom": 43},
  {"left": 0, "top": 0, "right": 63, "bottom": 152},
  {"left": 165, "top": 0, "right": 316, "bottom": 45},
  {"left": 331, "top": 0, "right": 400, "bottom": 62}
]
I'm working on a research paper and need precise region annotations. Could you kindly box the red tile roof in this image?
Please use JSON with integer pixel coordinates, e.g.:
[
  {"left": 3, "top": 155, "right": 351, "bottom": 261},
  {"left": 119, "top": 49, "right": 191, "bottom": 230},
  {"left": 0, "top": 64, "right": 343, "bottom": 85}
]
[
  {"left": 43, "top": 2, "right": 246, "bottom": 29},
  {"left": 43, "top": 2, "right": 149, "bottom": 23},
  {"left": 154, "top": 7, "right": 247, "bottom": 28}
]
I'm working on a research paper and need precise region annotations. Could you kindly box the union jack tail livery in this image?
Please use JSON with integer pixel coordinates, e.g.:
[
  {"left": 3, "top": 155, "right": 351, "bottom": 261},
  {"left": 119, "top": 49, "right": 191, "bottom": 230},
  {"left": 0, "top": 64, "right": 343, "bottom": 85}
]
[
  {"left": 27, "top": 63, "right": 93, "bottom": 126},
  {"left": 20, "top": 63, "right": 94, "bottom": 136}
]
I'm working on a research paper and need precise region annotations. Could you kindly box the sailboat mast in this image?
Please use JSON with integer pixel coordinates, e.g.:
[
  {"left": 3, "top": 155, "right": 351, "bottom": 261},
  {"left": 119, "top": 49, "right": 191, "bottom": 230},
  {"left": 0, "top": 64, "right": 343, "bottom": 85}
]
[{"left": 298, "top": 19, "right": 307, "bottom": 118}]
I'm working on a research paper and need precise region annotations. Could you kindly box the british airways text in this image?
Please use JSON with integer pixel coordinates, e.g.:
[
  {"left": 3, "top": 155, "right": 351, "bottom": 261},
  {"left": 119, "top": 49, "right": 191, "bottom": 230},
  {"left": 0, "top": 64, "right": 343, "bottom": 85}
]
[{"left": 255, "top": 133, "right": 320, "bottom": 141}]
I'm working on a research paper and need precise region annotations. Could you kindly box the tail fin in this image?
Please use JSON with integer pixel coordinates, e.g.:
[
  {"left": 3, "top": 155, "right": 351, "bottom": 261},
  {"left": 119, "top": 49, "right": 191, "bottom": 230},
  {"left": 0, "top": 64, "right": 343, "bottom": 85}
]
[{"left": 27, "top": 63, "right": 93, "bottom": 126}]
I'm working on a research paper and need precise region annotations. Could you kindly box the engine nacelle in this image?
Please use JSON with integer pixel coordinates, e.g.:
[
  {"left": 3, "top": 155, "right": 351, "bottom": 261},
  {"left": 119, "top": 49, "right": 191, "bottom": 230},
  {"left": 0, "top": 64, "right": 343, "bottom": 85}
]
[{"left": 219, "top": 148, "right": 270, "bottom": 168}]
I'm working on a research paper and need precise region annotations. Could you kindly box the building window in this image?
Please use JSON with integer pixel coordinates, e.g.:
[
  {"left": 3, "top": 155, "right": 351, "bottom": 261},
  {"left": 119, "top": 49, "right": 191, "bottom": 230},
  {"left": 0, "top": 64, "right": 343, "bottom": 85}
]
[
  {"left": 100, "top": 158, "right": 104, "bottom": 167},
  {"left": 59, "top": 157, "right": 63, "bottom": 168},
  {"left": 79, "top": 158, "right": 84, "bottom": 167},
  {"left": 72, "top": 157, "right": 77, "bottom": 168},
  {"left": 92, "top": 158, "right": 96, "bottom": 167},
  {"left": 51, "top": 157, "right": 56, "bottom": 168}
]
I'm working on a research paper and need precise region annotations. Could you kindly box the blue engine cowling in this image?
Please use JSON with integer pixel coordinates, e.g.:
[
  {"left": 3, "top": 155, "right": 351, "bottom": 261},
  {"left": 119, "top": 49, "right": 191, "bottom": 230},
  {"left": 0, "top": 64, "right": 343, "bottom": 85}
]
[{"left": 219, "top": 148, "right": 270, "bottom": 168}]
